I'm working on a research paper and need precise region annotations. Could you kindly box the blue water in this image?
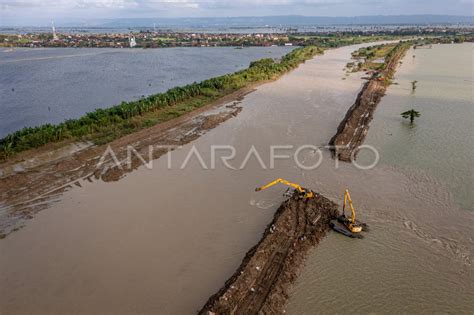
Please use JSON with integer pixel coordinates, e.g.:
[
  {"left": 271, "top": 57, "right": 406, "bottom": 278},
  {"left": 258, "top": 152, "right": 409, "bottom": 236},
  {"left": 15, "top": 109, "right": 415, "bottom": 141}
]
[{"left": 0, "top": 46, "right": 294, "bottom": 137}]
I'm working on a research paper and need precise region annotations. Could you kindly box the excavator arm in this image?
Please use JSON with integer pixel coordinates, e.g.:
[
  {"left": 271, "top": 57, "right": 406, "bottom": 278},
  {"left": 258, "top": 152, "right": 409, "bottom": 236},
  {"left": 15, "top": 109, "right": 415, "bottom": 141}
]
[
  {"left": 342, "top": 189, "right": 362, "bottom": 233},
  {"left": 255, "top": 178, "right": 314, "bottom": 199},
  {"left": 343, "top": 189, "right": 357, "bottom": 224},
  {"left": 330, "top": 189, "right": 367, "bottom": 238}
]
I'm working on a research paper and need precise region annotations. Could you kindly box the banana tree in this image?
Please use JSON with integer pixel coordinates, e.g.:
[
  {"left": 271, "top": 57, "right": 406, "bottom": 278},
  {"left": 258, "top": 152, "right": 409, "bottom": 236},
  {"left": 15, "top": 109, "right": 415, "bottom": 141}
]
[{"left": 401, "top": 109, "right": 421, "bottom": 123}]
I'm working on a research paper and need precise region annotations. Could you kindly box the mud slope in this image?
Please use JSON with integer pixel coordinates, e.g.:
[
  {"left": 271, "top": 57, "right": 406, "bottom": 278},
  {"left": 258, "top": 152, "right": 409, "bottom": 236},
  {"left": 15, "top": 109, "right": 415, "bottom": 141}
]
[
  {"left": 329, "top": 44, "right": 410, "bottom": 162},
  {"left": 199, "top": 192, "right": 339, "bottom": 315}
]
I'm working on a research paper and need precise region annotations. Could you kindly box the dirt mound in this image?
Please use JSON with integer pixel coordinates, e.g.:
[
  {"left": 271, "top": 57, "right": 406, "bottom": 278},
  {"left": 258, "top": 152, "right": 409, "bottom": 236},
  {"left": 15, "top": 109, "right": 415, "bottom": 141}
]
[
  {"left": 330, "top": 44, "right": 409, "bottom": 162},
  {"left": 199, "top": 192, "right": 339, "bottom": 315},
  {"left": 329, "top": 78, "right": 385, "bottom": 162}
]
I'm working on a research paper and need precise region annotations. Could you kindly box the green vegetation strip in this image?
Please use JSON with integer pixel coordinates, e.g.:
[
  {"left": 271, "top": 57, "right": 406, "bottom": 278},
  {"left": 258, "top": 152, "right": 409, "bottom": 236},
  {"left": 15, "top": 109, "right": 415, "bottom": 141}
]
[
  {"left": 347, "top": 43, "right": 398, "bottom": 72},
  {"left": 0, "top": 46, "right": 323, "bottom": 160}
]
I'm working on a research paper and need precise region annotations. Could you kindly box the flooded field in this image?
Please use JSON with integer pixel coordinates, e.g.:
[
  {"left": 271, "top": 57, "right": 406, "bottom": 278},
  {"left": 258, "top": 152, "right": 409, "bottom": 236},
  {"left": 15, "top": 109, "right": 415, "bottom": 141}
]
[
  {"left": 0, "top": 43, "right": 472, "bottom": 313},
  {"left": 360, "top": 43, "right": 473, "bottom": 211},
  {"left": 287, "top": 43, "right": 473, "bottom": 314},
  {"left": 0, "top": 46, "right": 294, "bottom": 137}
]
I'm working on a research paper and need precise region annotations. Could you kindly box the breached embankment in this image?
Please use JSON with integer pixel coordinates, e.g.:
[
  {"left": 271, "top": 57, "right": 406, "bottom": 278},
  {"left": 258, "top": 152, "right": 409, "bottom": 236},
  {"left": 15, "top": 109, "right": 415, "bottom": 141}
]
[
  {"left": 199, "top": 192, "right": 339, "bottom": 315},
  {"left": 329, "top": 43, "right": 410, "bottom": 162}
]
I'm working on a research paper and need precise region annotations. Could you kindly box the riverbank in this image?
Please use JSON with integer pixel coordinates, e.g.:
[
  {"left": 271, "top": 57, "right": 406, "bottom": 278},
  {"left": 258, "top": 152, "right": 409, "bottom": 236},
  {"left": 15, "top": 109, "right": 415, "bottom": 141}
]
[
  {"left": 0, "top": 84, "right": 261, "bottom": 238},
  {"left": 0, "top": 46, "right": 322, "bottom": 160},
  {"left": 329, "top": 42, "right": 411, "bottom": 161},
  {"left": 0, "top": 47, "right": 320, "bottom": 237}
]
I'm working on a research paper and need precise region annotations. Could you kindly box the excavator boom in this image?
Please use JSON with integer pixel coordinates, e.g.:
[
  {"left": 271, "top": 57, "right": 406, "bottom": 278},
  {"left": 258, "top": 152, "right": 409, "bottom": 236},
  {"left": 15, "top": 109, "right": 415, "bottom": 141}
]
[
  {"left": 255, "top": 178, "right": 314, "bottom": 199},
  {"left": 342, "top": 189, "right": 362, "bottom": 233},
  {"left": 343, "top": 189, "right": 357, "bottom": 224},
  {"left": 331, "top": 189, "right": 368, "bottom": 238}
]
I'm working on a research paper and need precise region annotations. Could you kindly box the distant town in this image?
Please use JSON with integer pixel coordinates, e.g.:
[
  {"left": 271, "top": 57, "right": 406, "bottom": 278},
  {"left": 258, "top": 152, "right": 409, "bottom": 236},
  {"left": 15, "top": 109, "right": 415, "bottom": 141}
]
[{"left": 1, "top": 25, "right": 472, "bottom": 48}]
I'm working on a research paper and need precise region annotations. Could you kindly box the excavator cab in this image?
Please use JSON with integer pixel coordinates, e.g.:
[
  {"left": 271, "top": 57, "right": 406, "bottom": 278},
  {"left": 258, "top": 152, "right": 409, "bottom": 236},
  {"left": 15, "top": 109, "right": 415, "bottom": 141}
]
[{"left": 255, "top": 178, "right": 314, "bottom": 200}]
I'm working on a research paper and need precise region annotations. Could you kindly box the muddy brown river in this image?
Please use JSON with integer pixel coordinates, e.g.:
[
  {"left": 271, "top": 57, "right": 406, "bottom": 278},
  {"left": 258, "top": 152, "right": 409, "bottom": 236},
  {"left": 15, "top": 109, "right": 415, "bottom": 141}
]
[{"left": 0, "top": 43, "right": 473, "bottom": 313}]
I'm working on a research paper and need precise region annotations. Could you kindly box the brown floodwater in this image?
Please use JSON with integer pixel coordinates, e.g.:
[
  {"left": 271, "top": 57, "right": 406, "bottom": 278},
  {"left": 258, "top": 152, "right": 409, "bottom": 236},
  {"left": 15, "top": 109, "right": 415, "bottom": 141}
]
[
  {"left": 286, "top": 43, "right": 474, "bottom": 314},
  {"left": 1, "top": 43, "right": 472, "bottom": 314}
]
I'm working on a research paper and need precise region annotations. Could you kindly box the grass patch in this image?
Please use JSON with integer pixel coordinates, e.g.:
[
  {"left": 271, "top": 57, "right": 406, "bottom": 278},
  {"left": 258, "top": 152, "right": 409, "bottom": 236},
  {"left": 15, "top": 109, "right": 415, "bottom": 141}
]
[{"left": 349, "top": 43, "right": 398, "bottom": 72}]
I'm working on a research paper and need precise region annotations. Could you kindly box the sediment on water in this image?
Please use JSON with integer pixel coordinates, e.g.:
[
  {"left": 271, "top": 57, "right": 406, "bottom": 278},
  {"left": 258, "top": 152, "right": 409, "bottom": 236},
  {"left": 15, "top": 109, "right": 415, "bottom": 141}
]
[
  {"left": 329, "top": 42, "right": 410, "bottom": 162},
  {"left": 199, "top": 192, "right": 339, "bottom": 315}
]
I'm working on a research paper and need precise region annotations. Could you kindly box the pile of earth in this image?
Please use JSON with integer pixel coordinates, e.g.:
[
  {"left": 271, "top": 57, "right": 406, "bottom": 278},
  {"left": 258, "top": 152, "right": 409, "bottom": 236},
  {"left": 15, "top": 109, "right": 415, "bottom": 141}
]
[{"left": 200, "top": 191, "right": 339, "bottom": 315}]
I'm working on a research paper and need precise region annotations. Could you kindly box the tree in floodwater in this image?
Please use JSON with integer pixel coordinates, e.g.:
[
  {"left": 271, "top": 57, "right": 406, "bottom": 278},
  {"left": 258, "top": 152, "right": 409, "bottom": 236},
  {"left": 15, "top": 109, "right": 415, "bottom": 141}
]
[
  {"left": 401, "top": 109, "right": 421, "bottom": 123},
  {"left": 411, "top": 80, "right": 418, "bottom": 91}
]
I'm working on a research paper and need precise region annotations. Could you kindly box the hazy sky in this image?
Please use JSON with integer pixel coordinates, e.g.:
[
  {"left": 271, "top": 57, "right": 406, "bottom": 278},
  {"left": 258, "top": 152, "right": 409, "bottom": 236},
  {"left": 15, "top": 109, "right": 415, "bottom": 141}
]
[{"left": 1, "top": 0, "right": 473, "bottom": 25}]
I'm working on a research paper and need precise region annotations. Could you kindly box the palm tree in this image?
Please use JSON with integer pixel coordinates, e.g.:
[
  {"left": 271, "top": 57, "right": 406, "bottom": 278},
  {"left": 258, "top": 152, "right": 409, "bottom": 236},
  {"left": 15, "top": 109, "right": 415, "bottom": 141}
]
[{"left": 401, "top": 109, "right": 421, "bottom": 123}]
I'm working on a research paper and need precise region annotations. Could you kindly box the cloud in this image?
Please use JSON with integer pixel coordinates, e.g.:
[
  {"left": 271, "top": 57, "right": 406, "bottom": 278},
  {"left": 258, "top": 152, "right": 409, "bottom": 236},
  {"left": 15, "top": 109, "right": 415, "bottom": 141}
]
[
  {"left": 144, "top": 0, "right": 200, "bottom": 9},
  {"left": 0, "top": 0, "right": 140, "bottom": 8},
  {"left": 1, "top": 0, "right": 473, "bottom": 26},
  {"left": 3, "top": 0, "right": 470, "bottom": 10},
  {"left": 76, "top": 0, "right": 138, "bottom": 8}
]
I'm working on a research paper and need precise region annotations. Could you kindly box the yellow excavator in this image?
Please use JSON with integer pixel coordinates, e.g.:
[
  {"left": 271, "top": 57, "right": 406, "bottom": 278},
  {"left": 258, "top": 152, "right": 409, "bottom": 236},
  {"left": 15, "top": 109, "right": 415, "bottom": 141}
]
[
  {"left": 330, "top": 189, "right": 368, "bottom": 239},
  {"left": 255, "top": 178, "right": 314, "bottom": 200},
  {"left": 255, "top": 181, "right": 366, "bottom": 238}
]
